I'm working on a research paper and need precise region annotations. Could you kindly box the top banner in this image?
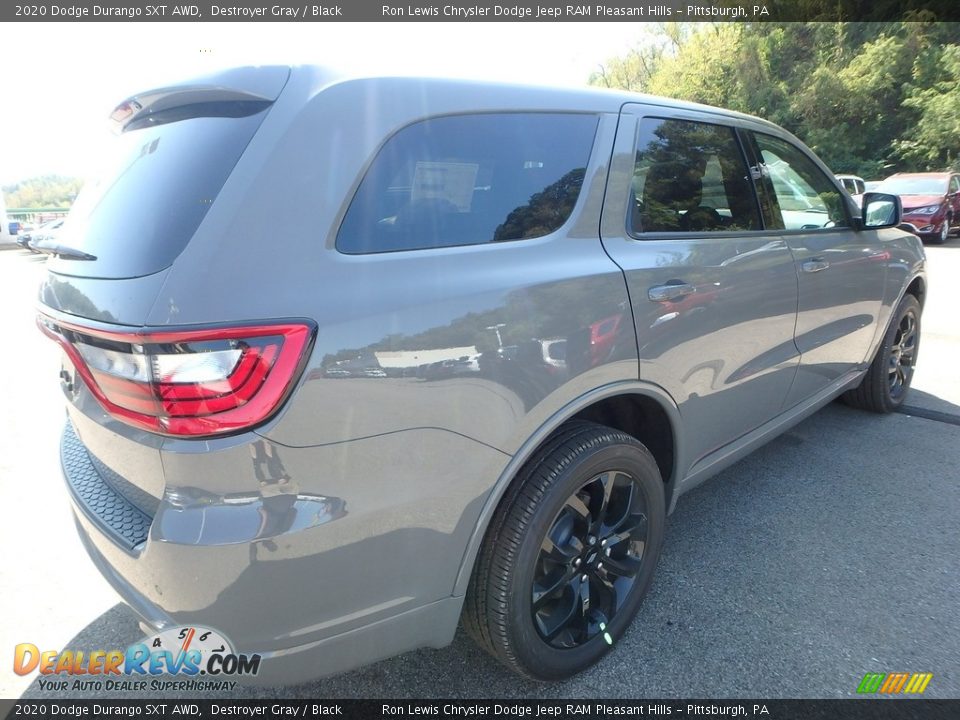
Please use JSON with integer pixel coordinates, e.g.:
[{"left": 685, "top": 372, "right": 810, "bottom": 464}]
[{"left": 6, "top": 0, "right": 960, "bottom": 22}]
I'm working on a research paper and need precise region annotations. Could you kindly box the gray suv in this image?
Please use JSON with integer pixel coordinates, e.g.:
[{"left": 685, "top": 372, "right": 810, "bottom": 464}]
[{"left": 38, "top": 66, "right": 925, "bottom": 683}]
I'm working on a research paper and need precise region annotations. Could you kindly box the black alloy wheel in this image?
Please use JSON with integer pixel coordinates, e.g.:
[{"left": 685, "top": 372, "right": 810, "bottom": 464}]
[
  {"left": 887, "top": 304, "right": 918, "bottom": 401},
  {"left": 843, "top": 293, "right": 922, "bottom": 413},
  {"left": 532, "top": 470, "right": 649, "bottom": 649},
  {"left": 463, "top": 421, "right": 665, "bottom": 680}
]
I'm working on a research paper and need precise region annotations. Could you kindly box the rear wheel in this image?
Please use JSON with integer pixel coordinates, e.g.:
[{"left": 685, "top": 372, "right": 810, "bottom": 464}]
[
  {"left": 463, "top": 422, "right": 665, "bottom": 680},
  {"left": 843, "top": 294, "right": 921, "bottom": 413}
]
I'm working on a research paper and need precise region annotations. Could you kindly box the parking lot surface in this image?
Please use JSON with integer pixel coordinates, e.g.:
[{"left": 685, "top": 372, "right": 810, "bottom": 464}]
[{"left": 1, "top": 243, "right": 958, "bottom": 699}]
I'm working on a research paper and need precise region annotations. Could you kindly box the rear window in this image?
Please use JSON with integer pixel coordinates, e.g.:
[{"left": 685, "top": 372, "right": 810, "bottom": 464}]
[
  {"left": 337, "top": 113, "right": 598, "bottom": 254},
  {"left": 49, "top": 105, "right": 268, "bottom": 279}
]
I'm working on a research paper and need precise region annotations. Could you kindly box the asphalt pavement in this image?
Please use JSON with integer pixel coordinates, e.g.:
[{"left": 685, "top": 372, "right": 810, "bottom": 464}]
[{"left": 1, "top": 243, "right": 957, "bottom": 700}]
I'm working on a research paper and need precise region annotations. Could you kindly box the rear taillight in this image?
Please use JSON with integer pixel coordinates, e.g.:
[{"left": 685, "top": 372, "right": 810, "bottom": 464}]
[{"left": 38, "top": 316, "right": 314, "bottom": 437}]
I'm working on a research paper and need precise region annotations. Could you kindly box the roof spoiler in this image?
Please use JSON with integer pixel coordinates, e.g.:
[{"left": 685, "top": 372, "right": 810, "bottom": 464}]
[{"left": 108, "top": 66, "right": 291, "bottom": 133}]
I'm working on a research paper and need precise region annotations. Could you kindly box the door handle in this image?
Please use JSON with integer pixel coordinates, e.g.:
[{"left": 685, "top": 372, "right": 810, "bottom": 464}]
[
  {"left": 802, "top": 258, "right": 829, "bottom": 273},
  {"left": 648, "top": 282, "right": 695, "bottom": 302}
]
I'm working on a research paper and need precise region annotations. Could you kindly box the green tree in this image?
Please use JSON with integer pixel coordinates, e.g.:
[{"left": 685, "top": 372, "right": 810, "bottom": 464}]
[
  {"left": 589, "top": 21, "right": 960, "bottom": 178},
  {"left": 2, "top": 175, "right": 84, "bottom": 208},
  {"left": 896, "top": 44, "right": 960, "bottom": 169}
]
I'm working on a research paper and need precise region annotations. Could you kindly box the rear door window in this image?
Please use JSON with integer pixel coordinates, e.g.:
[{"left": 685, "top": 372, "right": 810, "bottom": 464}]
[
  {"left": 337, "top": 113, "right": 598, "bottom": 254},
  {"left": 48, "top": 105, "right": 269, "bottom": 279},
  {"left": 629, "top": 117, "right": 761, "bottom": 234}
]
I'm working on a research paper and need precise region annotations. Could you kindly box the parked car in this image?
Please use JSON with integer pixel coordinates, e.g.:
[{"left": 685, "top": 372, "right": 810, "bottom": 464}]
[
  {"left": 37, "top": 67, "right": 924, "bottom": 685},
  {"left": 18, "top": 219, "right": 63, "bottom": 252},
  {"left": 0, "top": 194, "right": 11, "bottom": 247},
  {"left": 877, "top": 172, "right": 959, "bottom": 244},
  {"left": 836, "top": 173, "right": 866, "bottom": 196}
]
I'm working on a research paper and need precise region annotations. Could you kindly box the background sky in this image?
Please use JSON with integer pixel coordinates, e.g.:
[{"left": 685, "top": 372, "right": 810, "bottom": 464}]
[{"left": 2, "top": 22, "right": 649, "bottom": 185}]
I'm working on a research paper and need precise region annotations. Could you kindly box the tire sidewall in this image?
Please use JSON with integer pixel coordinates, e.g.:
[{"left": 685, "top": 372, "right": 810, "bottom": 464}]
[{"left": 506, "top": 439, "right": 665, "bottom": 680}]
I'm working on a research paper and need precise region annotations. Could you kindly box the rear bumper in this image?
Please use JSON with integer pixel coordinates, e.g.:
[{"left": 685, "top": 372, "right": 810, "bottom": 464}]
[
  {"left": 71, "top": 510, "right": 462, "bottom": 685},
  {"left": 59, "top": 417, "right": 500, "bottom": 684}
]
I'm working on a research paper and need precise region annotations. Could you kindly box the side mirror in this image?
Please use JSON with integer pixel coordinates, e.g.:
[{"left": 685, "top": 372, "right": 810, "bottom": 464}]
[{"left": 859, "top": 192, "right": 901, "bottom": 230}]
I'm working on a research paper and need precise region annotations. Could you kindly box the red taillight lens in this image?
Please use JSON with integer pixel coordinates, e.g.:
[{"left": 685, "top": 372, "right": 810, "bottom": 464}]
[{"left": 38, "top": 316, "right": 314, "bottom": 437}]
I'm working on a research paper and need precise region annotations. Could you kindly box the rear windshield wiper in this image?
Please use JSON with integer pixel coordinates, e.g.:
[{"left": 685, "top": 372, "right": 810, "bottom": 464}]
[{"left": 33, "top": 243, "right": 98, "bottom": 261}]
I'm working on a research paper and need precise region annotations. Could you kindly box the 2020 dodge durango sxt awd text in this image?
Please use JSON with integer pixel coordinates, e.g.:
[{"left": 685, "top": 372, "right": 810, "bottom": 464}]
[{"left": 38, "top": 66, "right": 925, "bottom": 683}]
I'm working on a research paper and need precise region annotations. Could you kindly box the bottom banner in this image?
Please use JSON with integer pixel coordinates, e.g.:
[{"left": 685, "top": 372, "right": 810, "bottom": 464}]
[{"left": 2, "top": 700, "right": 958, "bottom": 720}]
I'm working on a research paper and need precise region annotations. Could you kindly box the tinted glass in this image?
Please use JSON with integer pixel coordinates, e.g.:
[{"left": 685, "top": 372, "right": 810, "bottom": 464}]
[
  {"left": 630, "top": 118, "right": 760, "bottom": 234},
  {"left": 337, "top": 113, "right": 598, "bottom": 254},
  {"left": 754, "top": 133, "right": 847, "bottom": 231},
  {"left": 48, "top": 106, "right": 269, "bottom": 279}
]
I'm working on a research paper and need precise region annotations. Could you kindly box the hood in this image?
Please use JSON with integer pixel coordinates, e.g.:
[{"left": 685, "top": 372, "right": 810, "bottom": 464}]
[{"left": 900, "top": 194, "right": 945, "bottom": 210}]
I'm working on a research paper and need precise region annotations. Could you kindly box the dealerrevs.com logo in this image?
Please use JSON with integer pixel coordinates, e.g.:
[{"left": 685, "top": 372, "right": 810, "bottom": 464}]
[{"left": 14, "top": 626, "right": 261, "bottom": 692}]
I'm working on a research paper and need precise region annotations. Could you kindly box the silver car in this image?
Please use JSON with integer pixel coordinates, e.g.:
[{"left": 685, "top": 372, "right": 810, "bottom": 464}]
[{"left": 39, "top": 66, "right": 924, "bottom": 683}]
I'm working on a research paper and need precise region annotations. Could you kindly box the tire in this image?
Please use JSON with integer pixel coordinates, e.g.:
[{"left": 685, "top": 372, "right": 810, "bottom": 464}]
[
  {"left": 843, "top": 294, "right": 921, "bottom": 413},
  {"left": 463, "top": 421, "right": 665, "bottom": 680},
  {"left": 930, "top": 221, "right": 948, "bottom": 245}
]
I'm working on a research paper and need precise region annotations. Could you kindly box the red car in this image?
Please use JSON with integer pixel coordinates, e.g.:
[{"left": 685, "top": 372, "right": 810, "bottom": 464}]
[{"left": 877, "top": 172, "right": 960, "bottom": 244}]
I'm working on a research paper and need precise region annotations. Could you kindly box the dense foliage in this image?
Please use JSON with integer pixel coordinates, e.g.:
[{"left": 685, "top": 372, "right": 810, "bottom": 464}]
[
  {"left": 2, "top": 175, "right": 83, "bottom": 209},
  {"left": 590, "top": 21, "right": 960, "bottom": 178}
]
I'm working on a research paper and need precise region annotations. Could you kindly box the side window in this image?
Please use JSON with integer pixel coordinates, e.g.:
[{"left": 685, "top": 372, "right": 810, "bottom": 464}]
[
  {"left": 753, "top": 133, "right": 848, "bottom": 231},
  {"left": 630, "top": 117, "right": 760, "bottom": 235},
  {"left": 337, "top": 113, "right": 598, "bottom": 254},
  {"left": 950, "top": 176, "right": 959, "bottom": 194}
]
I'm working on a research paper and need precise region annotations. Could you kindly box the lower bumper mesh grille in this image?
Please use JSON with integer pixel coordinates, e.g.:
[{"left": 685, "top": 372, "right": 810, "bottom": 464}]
[{"left": 61, "top": 422, "right": 152, "bottom": 551}]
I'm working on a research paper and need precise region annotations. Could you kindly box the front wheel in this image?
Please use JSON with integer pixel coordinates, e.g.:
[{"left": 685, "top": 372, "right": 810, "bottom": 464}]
[
  {"left": 937, "top": 221, "right": 949, "bottom": 244},
  {"left": 463, "top": 422, "right": 665, "bottom": 680},
  {"left": 843, "top": 294, "right": 921, "bottom": 413}
]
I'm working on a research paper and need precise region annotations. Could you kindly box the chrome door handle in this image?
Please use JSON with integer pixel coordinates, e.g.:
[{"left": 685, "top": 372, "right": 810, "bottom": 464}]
[
  {"left": 648, "top": 283, "right": 695, "bottom": 302},
  {"left": 802, "top": 258, "right": 829, "bottom": 273}
]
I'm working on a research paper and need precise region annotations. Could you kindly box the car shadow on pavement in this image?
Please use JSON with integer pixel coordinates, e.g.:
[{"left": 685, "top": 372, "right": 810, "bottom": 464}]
[{"left": 898, "top": 388, "right": 960, "bottom": 426}]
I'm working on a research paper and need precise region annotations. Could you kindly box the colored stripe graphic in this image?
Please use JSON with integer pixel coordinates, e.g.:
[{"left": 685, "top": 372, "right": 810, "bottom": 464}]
[
  {"left": 857, "top": 673, "right": 885, "bottom": 693},
  {"left": 858, "top": 672, "right": 933, "bottom": 694},
  {"left": 905, "top": 673, "right": 933, "bottom": 694},
  {"left": 889, "top": 673, "right": 909, "bottom": 693}
]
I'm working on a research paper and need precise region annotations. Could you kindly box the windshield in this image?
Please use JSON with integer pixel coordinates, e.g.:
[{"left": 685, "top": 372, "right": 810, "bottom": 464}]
[
  {"left": 48, "top": 104, "right": 269, "bottom": 279},
  {"left": 877, "top": 176, "right": 947, "bottom": 195}
]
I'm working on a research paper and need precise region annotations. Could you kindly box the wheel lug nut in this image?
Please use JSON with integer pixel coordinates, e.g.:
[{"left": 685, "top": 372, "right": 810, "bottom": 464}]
[
  {"left": 581, "top": 574, "right": 588, "bottom": 582},
  {"left": 597, "top": 563, "right": 603, "bottom": 571},
  {"left": 573, "top": 558, "right": 581, "bottom": 567},
  {"left": 605, "top": 547, "right": 611, "bottom": 556},
  {"left": 587, "top": 536, "right": 596, "bottom": 545}
]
